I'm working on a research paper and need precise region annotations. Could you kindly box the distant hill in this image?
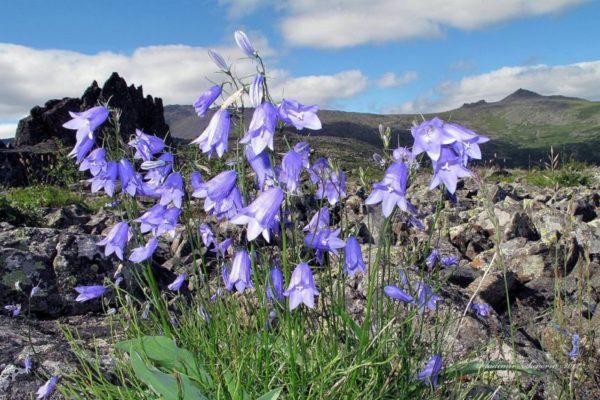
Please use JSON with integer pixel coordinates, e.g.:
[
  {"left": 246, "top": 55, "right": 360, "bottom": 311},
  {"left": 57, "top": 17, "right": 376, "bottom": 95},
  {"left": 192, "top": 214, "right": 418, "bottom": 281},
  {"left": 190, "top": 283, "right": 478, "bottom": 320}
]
[{"left": 167, "top": 88, "right": 600, "bottom": 168}]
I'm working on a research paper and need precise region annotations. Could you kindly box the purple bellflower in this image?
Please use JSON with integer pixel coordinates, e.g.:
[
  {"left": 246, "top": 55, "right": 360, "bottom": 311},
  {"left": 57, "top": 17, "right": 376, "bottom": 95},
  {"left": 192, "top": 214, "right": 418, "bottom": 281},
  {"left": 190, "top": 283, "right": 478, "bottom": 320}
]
[
  {"left": 365, "top": 161, "right": 413, "bottom": 217},
  {"left": 168, "top": 274, "right": 187, "bottom": 291},
  {"left": 426, "top": 249, "right": 440, "bottom": 269},
  {"left": 24, "top": 356, "right": 32, "bottom": 373},
  {"left": 208, "top": 49, "right": 229, "bottom": 71},
  {"left": 303, "top": 207, "right": 330, "bottom": 233},
  {"left": 230, "top": 187, "right": 284, "bottom": 242},
  {"left": 249, "top": 74, "right": 264, "bottom": 107},
  {"left": 393, "top": 147, "right": 416, "bottom": 165},
  {"left": 315, "top": 168, "right": 346, "bottom": 206},
  {"left": 136, "top": 204, "right": 167, "bottom": 234},
  {"left": 267, "top": 267, "right": 285, "bottom": 302},
  {"left": 190, "top": 171, "right": 204, "bottom": 192},
  {"left": 154, "top": 207, "right": 181, "bottom": 238},
  {"left": 192, "top": 170, "right": 243, "bottom": 220},
  {"left": 417, "top": 355, "right": 443, "bottom": 388},
  {"left": 304, "top": 228, "right": 346, "bottom": 264},
  {"left": 69, "top": 134, "right": 95, "bottom": 164},
  {"left": 279, "top": 148, "right": 303, "bottom": 193},
  {"left": 199, "top": 223, "right": 216, "bottom": 248},
  {"left": 444, "top": 122, "right": 489, "bottom": 162},
  {"left": 411, "top": 117, "right": 457, "bottom": 161},
  {"left": 79, "top": 148, "right": 107, "bottom": 176},
  {"left": 224, "top": 250, "right": 253, "bottom": 292},
  {"left": 143, "top": 153, "right": 174, "bottom": 185},
  {"left": 4, "top": 304, "right": 21, "bottom": 317},
  {"left": 89, "top": 161, "right": 118, "bottom": 197},
  {"left": 441, "top": 255, "right": 459, "bottom": 267},
  {"left": 157, "top": 172, "right": 184, "bottom": 208},
  {"left": 283, "top": 263, "right": 320, "bottom": 310},
  {"left": 278, "top": 99, "right": 322, "bottom": 130},
  {"left": 194, "top": 85, "right": 221, "bottom": 117},
  {"left": 344, "top": 236, "right": 366, "bottom": 276},
  {"left": 128, "top": 129, "right": 165, "bottom": 161},
  {"left": 294, "top": 141, "right": 311, "bottom": 168},
  {"left": 191, "top": 108, "right": 230, "bottom": 158},
  {"left": 245, "top": 146, "right": 275, "bottom": 190},
  {"left": 118, "top": 159, "right": 143, "bottom": 196},
  {"left": 429, "top": 145, "right": 472, "bottom": 194},
  {"left": 36, "top": 376, "right": 59, "bottom": 400},
  {"left": 128, "top": 237, "right": 159, "bottom": 263},
  {"left": 471, "top": 303, "right": 492, "bottom": 317},
  {"left": 234, "top": 30, "right": 257, "bottom": 58},
  {"left": 384, "top": 286, "right": 414, "bottom": 303},
  {"left": 240, "top": 102, "right": 278, "bottom": 155},
  {"left": 416, "top": 282, "right": 441, "bottom": 314},
  {"left": 62, "top": 106, "right": 109, "bottom": 137},
  {"left": 568, "top": 333, "right": 580, "bottom": 359},
  {"left": 74, "top": 285, "right": 107, "bottom": 302},
  {"left": 212, "top": 238, "right": 232, "bottom": 257},
  {"left": 97, "top": 222, "right": 129, "bottom": 260}
]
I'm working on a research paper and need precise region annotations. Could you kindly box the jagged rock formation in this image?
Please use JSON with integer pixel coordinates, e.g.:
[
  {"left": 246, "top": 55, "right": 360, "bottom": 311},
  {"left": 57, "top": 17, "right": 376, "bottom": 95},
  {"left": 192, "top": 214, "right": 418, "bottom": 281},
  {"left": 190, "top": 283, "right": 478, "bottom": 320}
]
[{"left": 14, "top": 72, "right": 169, "bottom": 147}]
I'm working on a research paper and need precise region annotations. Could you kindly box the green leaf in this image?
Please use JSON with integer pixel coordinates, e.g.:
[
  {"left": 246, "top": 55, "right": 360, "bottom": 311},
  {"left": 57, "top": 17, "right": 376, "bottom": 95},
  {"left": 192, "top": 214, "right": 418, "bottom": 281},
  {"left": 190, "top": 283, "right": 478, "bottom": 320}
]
[
  {"left": 337, "top": 309, "right": 364, "bottom": 342},
  {"left": 116, "top": 336, "right": 212, "bottom": 386},
  {"left": 257, "top": 387, "right": 283, "bottom": 400},
  {"left": 130, "top": 352, "right": 209, "bottom": 400},
  {"left": 223, "top": 369, "right": 251, "bottom": 400},
  {"left": 442, "top": 360, "right": 542, "bottom": 379}
]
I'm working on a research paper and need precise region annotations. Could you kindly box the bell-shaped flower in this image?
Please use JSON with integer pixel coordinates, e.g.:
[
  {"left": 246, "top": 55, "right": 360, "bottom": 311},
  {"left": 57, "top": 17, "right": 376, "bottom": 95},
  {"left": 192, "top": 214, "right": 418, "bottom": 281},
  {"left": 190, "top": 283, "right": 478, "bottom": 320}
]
[
  {"left": 191, "top": 108, "right": 230, "bottom": 158},
  {"left": 444, "top": 122, "right": 489, "bottom": 158},
  {"left": 303, "top": 207, "right": 330, "bottom": 233},
  {"left": 157, "top": 172, "right": 184, "bottom": 208},
  {"left": 249, "top": 74, "right": 264, "bottom": 107},
  {"left": 168, "top": 273, "right": 187, "bottom": 291},
  {"left": 429, "top": 145, "right": 472, "bottom": 194},
  {"left": 79, "top": 148, "right": 107, "bottom": 176},
  {"left": 240, "top": 102, "right": 277, "bottom": 155},
  {"left": 279, "top": 148, "right": 303, "bottom": 193},
  {"left": 208, "top": 49, "right": 230, "bottom": 71},
  {"left": 128, "top": 129, "right": 165, "bottom": 161},
  {"left": 392, "top": 147, "right": 416, "bottom": 165},
  {"left": 36, "top": 376, "right": 59, "bottom": 400},
  {"left": 199, "top": 223, "right": 216, "bottom": 248},
  {"left": 118, "top": 159, "right": 143, "bottom": 196},
  {"left": 230, "top": 187, "right": 284, "bottom": 242},
  {"left": 212, "top": 237, "right": 232, "bottom": 257},
  {"left": 426, "top": 249, "right": 440, "bottom": 269},
  {"left": 415, "top": 282, "right": 441, "bottom": 314},
  {"left": 417, "top": 355, "right": 443, "bottom": 388},
  {"left": 194, "top": 85, "right": 221, "bottom": 117},
  {"left": 344, "top": 236, "right": 366, "bottom": 276},
  {"left": 441, "top": 255, "right": 458, "bottom": 267},
  {"left": 470, "top": 303, "right": 492, "bottom": 317},
  {"left": 190, "top": 171, "right": 204, "bottom": 192},
  {"left": 97, "top": 222, "right": 130, "bottom": 260},
  {"left": 283, "top": 263, "right": 319, "bottom": 310},
  {"left": 365, "top": 162, "right": 414, "bottom": 217},
  {"left": 128, "top": 237, "right": 159, "bottom": 263},
  {"left": 24, "top": 356, "right": 32, "bottom": 374},
  {"left": 267, "top": 267, "right": 284, "bottom": 302},
  {"left": 74, "top": 285, "right": 107, "bottom": 302},
  {"left": 568, "top": 333, "right": 580, "bottom": 359},
  {"left": 315, "top": 169, "right": 346, "bottom": 205},
  {"left": 192, "top": 170, "right": 243, "bottom": 220},
  {"left": 411, "top": 117, "right": 457, "bottom": 162},
  {"left": 278, "top": 99, "right": 322, "bottom": 131},
  {"left": 224, "top": 250, "right": 253, "bottom": 292},
  {"left": 63, "top": 106, "right": 109, "bottom": 134},
  {"left": 89, "top": 161, "right": 118, "bottom": 197},
  {"left": 143, "top": 153, "right": 174, "bottom": 185},
  {"left": 136, "top": 204, "right": 166, "bottom": 233},
  {"left": 156, "top": 207, "right": 181, "bottom": 238},
  {"left": 294, "top": 141, "right": 311, "bottom": 168},
  {"left": 245, "top": 146, "right": 275, "bottom": 190},
  {"left": 4, "top": 304, "right": 21, "bottom": 317},
  {"left": 304, "top": 228, "right": 346, "bottom": 264},
  {"left": 234, "top": 30, "right": 257, "bottom": 58},
  {"left": 384, "top": 285, "right": 414, "bottom": 303},
  {"left": 68, "top": 133, "right": 95, "bottom": 164}
]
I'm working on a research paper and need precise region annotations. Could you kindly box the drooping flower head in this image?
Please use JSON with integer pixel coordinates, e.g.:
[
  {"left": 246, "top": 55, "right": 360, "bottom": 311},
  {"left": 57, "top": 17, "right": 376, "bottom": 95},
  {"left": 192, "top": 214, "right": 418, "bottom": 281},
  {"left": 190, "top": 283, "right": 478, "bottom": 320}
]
[
  {"left": 365, "top": 161, "right": 414, "bottom": 217},
  {"left": 168, "top": 274, "right": 187, "bottom": 291},
  {"left": 470, "top": 303, "right": 492, "bottom": 317},
  {"left": 278, "top": 99, "right": 322, "bottom": 130},
  {"left": 245, "top": 146, "right": 275, "bottom": 190},
  {"left": 417, "top": 355, "right": 443, "bottom": 388},
  {"left": 191, "top": 108, "right": 230, "bottom": 158},
  {"left": 224, "top": 249, "right": 253, "bottom": 292},
  {"left": 240, "top": 102, "right": 278, "bottom": 155},
  {"left": 192, "top": 170, "right": 243, "bottom": 220},
  {"left": 311, "top": 160, "right": 346, "bottom": 205},
  {"left": 4, "top": 304, "right": 21, "bottom": 317},
  {"left": 568, "top": 333, "right": 580, "bottom": 359},
  {"left": 267, "top": 267, "right": 284, "bottom": 302},
  {"left": 344, "top": 236, "right": 366, "bottom": 276},
  {"left": 143, "top": 152, "right": 174, "bottom": 185},
  {"left": 384, "top": 285, "right": 414, "bottom": 303},
  {"left": 74, "top": 285, "right": 107, "bottom": 302},
  {"left": 303, "top": 207, "right": 330, "bottom": 233},
  {"left": 444, "top": 122, "right": 489, "bottom": 163},
  {"left": 294, "top": 141, "right": 311, "bottom": 168},
  {"left": 194, "top": 85, "right": 222, "bottom": 117},
  {"left": 24, "top": 356, "right": 32, "bottom": 373},
  {"left": 89, "top": 161, "right": 118, "bottom": 197},
  {"left": 415, "top": 282, "right": 441, "bottom": 314},
  {"left": 208, "top": 49, "right": 229, "bottom": 71},
  {"left": 128, "top": 237, "right": 159, "bottom": 263},
  {"left": 279, "top": 148, "right": 303, "bottom": 193},
  {"left": 304, "top": 228, "right": 346, "bottom": 264},
  {"left": 63, "top": 106, "right": 109, "bottom": 154},
  {"left": 411, "top": 117, "right": 456, "bottom": 161},
  {"left": 97, "top": 222, "right": 130, "bottom": 260},
  {"left": 199, "top": 223, "right": 216, "bottom": 249},
  {"left": 118, "top": 159, "right": 143, "bottom": 197},
  {"left": 234, "top": 30, "right": 257, "bottom": 58},
  {"left": 230, "top": 187, "right": 284, "bottom": 242},
  {"left": 128, "top": 129, "right": 165, "bottom": 161},
  {"left": 393, "top": 146, "right": 416, "bottom": 165},
  {"left": 36, "top": 376, "right": 59, "bottom": 400},
  {"left": 212, "top": 237, "right": 232, "bottom": 257},
  {"left": 283, "top": 263, "right": 319, "bottom": 310},
  {"left": 426, "top": 249, "right": 440, "bottom": 269},
  {"left": 249, "top": 74, "right": 264, "bottom": 107},
  {"left": 79, "top": 148, "right": 107, "bottom": 176},
  {"left": 157, "top": 172, "right": 185, "bottom": 208},
  {"left": 68, "top": 133, "right": 95, "bottom": 164},
  {"left": 190, "top": 171, "right": 204, "bottom": 192},
  {"left": 429, "top": 145, "right": 472, "bottom": 194},
  {"left": 441, "top": 255, "right": 459, "bottom": 267}
]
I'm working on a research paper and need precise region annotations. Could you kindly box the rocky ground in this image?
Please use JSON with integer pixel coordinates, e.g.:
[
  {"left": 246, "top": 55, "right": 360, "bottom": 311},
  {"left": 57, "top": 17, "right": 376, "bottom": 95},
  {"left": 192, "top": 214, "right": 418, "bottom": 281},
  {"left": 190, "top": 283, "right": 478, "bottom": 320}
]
[{"left": 1, "top": 168, "right": 599, "bottom": 398}]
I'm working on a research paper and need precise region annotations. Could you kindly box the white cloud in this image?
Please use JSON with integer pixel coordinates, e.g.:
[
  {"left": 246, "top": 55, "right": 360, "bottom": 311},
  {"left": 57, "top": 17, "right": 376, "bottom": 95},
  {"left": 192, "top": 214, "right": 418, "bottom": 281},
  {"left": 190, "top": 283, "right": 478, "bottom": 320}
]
[
  {"left": 277, "top": 0, "right": 586, "bottom": 48},
  {"left": 0, "top": 41, "right": 366, "bottom": 120},
  {"left": 377, "top": 71, "right": 418, "bottom": 88},
  {"left": 397, "top": 60, "right": 600, "bottom": 113},
  {"left": 0, "top": 123, "right": 17, "bottom": 139}
]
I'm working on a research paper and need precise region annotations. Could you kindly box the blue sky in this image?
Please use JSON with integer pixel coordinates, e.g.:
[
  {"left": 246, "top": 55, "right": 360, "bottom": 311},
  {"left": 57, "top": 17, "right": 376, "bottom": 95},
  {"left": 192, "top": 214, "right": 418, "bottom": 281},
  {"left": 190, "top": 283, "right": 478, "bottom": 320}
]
[{"left": 1, "top": 0, "right": 599, "bottom": 137}]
